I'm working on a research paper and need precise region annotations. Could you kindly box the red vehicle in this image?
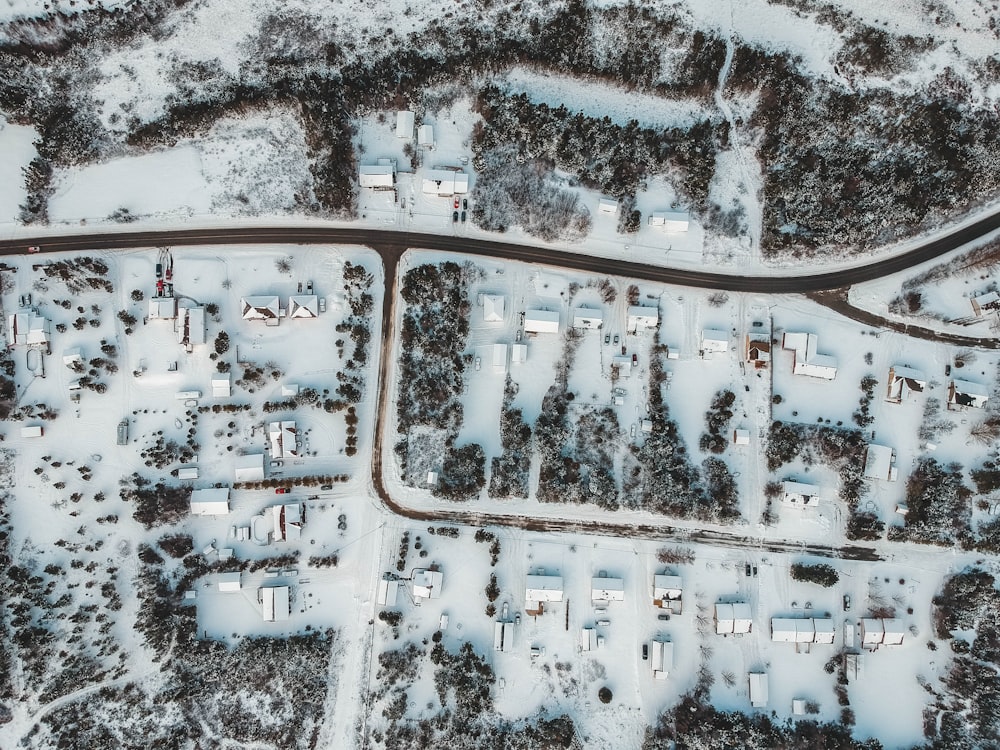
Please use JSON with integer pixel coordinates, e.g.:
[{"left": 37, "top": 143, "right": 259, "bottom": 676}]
[
  {"left": 156, "top": 279, "right": 164, "bottom": 295},
  {"left": 632, "top": 353, "right": 638, "bottom": 365},
  {"left": 27, "top": 246, "right": 40, "bottom": 254},
  {"left": 275, "top": 487, "right": 290, "bottom": 495},
  {"left": 453, "top": 197, "right": 460, "bottom": 209}
]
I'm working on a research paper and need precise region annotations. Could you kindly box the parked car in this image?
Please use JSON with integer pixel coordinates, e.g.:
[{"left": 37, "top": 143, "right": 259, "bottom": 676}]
[
  {"left": 632, "top": 353, "right": 638, "bottom": 366},
  {"left": 452, "top": 211, "right": 459, "bottom": 222},
  {"left": 752, "top": 566, "right": 758, "bottom": 576},
  {"left": 463, "top": 198, "right": 468, "bottom": 210},
  {"left": 475, "top": 357, "right": 482, "bottom": 371},
  {"left": 642, "top": 644, "right": 648, "bottom": 660},
  {"left": 461, "top": 210, "right": 467, "bottom": 222},
  {"left": 321, "top": 484, "right": 333, "bottom": 491},
  {"left": 27, "top": 245, "right": 40, "bottom": 254},
  {"left": 515, "top": 613, "right": 521, "bottom": 626},
  {"left": 502, "top": 602, "right": 509, "bottom": 619},
  {"left": 604, "top": 334, "right": 610, "bottom": 344},
  {"left": 945, "top": 364, "right": 951, "bottom": 376},
  {"left": 843, "top": 594, "right": 851, "bottom": 611},
  {"left": 745, "top": 563, "right": 752, "bottom": 576},
  {"left": 454, "top": 197, "right": 460, "bottom": 209},
  {"left": 613, "top": 334, "right": 619, "bottom": 345},
  {"left": 275, "top": 487, "right": 291, "bottom": 495},
  {"left": 658, "top": 613, "right": 670, "bottom": 621}
]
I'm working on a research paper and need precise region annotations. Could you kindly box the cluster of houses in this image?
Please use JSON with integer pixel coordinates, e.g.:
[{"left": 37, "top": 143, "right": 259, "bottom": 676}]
[
  {"left": 215, "top": 574, "right": 292, "bottom": 622},
  {"left": 240, "top": 293, "right": 322, "bottom": 326},
  {"left": 376, "top": 567, "right": 444, "bottom": 607}
]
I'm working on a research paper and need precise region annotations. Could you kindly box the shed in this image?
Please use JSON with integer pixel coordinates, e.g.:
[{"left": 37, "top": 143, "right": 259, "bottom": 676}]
[
  {"left": 412, "top": 569, "right": 443, "bottom": 600},
  {"left": 190, "top": 487, "right": 230, "bottom": 515},
  {"left": 177, "top": 466, "right": 199, "bottom": 480},
  {"left": 627, "top": 306, "right": 659, "bottom": 333},
  {"left": 701, "top": 329, "right": 729, "bottom": 354},
  {"left": 591, "top": 577, "right": 625, "bottom": 603},
  {"left": 749, "top": 673, "right": 769, "bottom": 707},
  {"left": 218, "top": 572, "right": 241, "bottom": 592},
  {"left": 234, "top": 453, "right": 265, "bottom": 482},
  {"left": 733, "top": 429, "right": 751, "bottom": 445},
  {"left": 573, "top": 308, "right": 604, "bottom": 329},
  {"left": 598, "top": 197, "right": 618, "bottom": 214},
  {"left": 511, "top": 344, "right": 527, "bottom": 365},
  {"left": 417, "top": 124, "right": 434, "bottom": 147},
  {"left": 649, "top": 210, "right": 690, "bottom": 232},
  {"left": 377, "top": 579, "right": 400, "bottom": 607},
  {"left": 863, "top": 444, "right": 895, "bottom": 481},
  {"left": 524, "top": 310, "right": 560, "bottom": 334},
  {"left": 20, "top": 425, "right": 43, "bottom": 438},
  {"left": 261, "top": 586, "right": 290, "bottom": 622},
  {"left": 483, "top": 294, "right": 505, "bottom": 323},
  {"left": 580, "top": 626, "right": 597, "bottom": 652},
  {"left": 212, "top": 374, "right": 232, "bottom": 398},
  {"left": 491, "top": 343, "right": 508, "bottom": 373},
  {"left": 650, "top": 639, "right": 673, "bottom": 679},
  {"left": 396, "top": 110, "right": 415, "bottom": 138}
]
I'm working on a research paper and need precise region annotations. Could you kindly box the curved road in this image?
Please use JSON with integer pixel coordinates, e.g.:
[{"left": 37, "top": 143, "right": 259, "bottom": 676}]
[{"left": 6, "top": 214, "right": 999, "bottom": 560}]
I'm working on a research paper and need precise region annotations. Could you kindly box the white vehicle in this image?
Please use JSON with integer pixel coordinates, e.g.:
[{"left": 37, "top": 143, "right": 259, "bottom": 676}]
[
  {"left": 502, "top": 602, "right": 509, "bottom": 619},
  {"left": 475, "top": 357, "right": 482, "bottom": 371}
]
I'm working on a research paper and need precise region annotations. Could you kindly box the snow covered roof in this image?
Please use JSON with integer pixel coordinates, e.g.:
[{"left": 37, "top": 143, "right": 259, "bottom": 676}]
[
  {"left": 491, "top": 343, "right": 507, "bottom": 373},
  {"left": 396, "top": 110, "right": 414, "bottom": 138},
  {"left": 771, "top": 618, "right": 817, "bottom": 643},
  {"left": 261, "top": 586, "right": 290, "bottom": 622},
  {"left": 212, "top": 374, "right": 231, "bottom": 398},
  {"left": 177, "top": 306, "right": 206, "bottom": 345},
  {"left": 732, "top": 603, "right": 752, "bottom": 632},
  {"left": 781, "top": 481, "right": 820, "bottom": 508},
  {"left": 627, "top": 306, "right": 659, "bottom": 331},
  {"left": 511, "top": 344, "right": 527, "bottom": 364},
  {"left": 421, "top": 169, "right": 468, "bottom": 195},
  {"left": 177, "top": 466, "right": 199, "bottom": 480},
  {"left": 882, "top": 618, "right": 906, "bottom": 645},
  {"left": 813, "top": 618, "right": 835, "bottom": 644},
  {"left": 377, "top": 579, "right": 400, "bottom": 607},
  {"left": 417, "top": 124, "right": 434, "bottom": 146},
  {"left": 649, "top": 210, "right": 689, "bottom": 231},
  {"left": 701, "top": 329, "right": 728, "bottom": 353},
  {"left": 716, "top": 603, "right": 752, "bottom": 634},
  {"left": 591, "top": 577, "right": 625, "bottom": 602},
  {"left": 612, "top": 355, "right": 633, "bottom": 376},
  {"left": 887, "top": 365, "right": 925, "bottom": 402},
  {"left": 863, "top": 444, "right": 895, "bottom": 481},
  {"left": 598, "top": 197, "right": 618, "bottom": 213},
  {"left": 20, "top": 425, "right": 43, "bottom": 438},
  {"left": 949, "top": 379, "right": 989, "bottom": 409},
  {"left": 972, "top": 291, "right": 1000, "bottom": 316},
  {"left": 7, "top": 311, "right": 51, "bottom": 347},
  {"left": 524, "top": 309, "right": 560, "bottom": 334},
  {"left": 783, "top": 332, "right": 837, "bottom": 380},
  {"left": 497, "top": 621, "right": 515, "bottom": 652},
  {"left": 746, "top": 334, "right": 770, "bottom": 364},
  {"left": 412, "top": 569, "right": 443, "bottom": 600},
  {"left": 861, "top": 618, "right": 884, "bottom": 645},
  {"left": 62, "top": 347, "right": 82, "bottom": 365},
  {"left": 483, "top": 294, "right": 505, "bottom": 323},
  {"left": 241, "top": 296, "right": 280, "bottom": 322},
  {"left": 218, "top": 572, "right": 241, "bottom": 592},
  {"left": 147, "top": 297, "right": 177, "bottom": 320},
  {"left": 190, "top": 487, "right": 230, "bottom": 515},
  {"left": 359, "top": 164, "right": 395, "bottom": 188},
  {"left": 234, "top": 453, "right": 265, "bottom": 482},
  {"left": 653, "top": 575, "right": 682, "bottom": 602},
  {"left": 733, "top": 429, "right": 751, "bottom": 445},
  {"left": 749, "top": 673, "right": 768, "bottom": 707},
  {"left": 268, "top": 421, "right": 297, "bottom": 459},
  {"left": 650, "top": 639, "right": 673, "bottom": 679},
  {"left": 573, "top": 308, "right": 604, "bottom": 329},
  {"left": 525, "top": 574, "right": 563, "bottom": 603},
  {"left": 289, "top": 295, "right": 319, "bottom": 319}
]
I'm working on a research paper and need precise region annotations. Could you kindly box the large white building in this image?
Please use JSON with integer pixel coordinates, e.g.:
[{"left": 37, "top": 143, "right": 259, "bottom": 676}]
[
  {"left": 525, "top": 574, "right": 563, "bottom": 614},
  {"left": 235, "top": 453, "right": 265, "bottom": 482},
  {"left": 627, "top": 306, "right": 659, "bottom": 333},
  {"left": 573, "top": 308, "right": 604, "bottom": 329},
  {"left": 524, "top": 310, "right": 560, "bottom": 334},
  {"left": 782, "top": 332, "right": 838, "bottom": 380},
  {"left": 7, "top": 310, "right": 51, "bottom": 347},
  {"left": 421, "top": 169, "right": 469, "bottom": 195},
  {"left": 770, "top": 617, "right": 835, "bottom": 645},
  {"left": 715, "top": 602, "right": 752, "bottom": 634},
  {"left": 261, "top": 586, "right": 290, "bottom": 622},
  {"left": 412, "top": 569, "right": 444, "bottom": 601},
  {"left": 358, "top": 164, "right": 396, "bottom": 188},
  {"left": 190, "top": 487, "right": 230, "bottom": 515},
  {"left": 649, "top": 210, "right": 690, "bottom": 232},
  {"left": 591, "top": 577, "right": 625, "bottom": 603},
  {"left": 268, "top": 421, "right": 298, "bottom": 459},
  {"left": 702, "top": 329, "right": 729, "bottom": 354}
]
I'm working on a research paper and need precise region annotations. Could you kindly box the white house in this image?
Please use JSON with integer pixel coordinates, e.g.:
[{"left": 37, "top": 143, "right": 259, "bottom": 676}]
[
  {"left": 266, "top": 502, "right": 302, "bottom": 542},
  {"left": 863, "top": 443, "right": 897, "bottom": 481},
  {"left": 653, "top": 574, "right": 682, "bottom": 613},
  {"left": 268, "top": 421, "right": 298, "bottom": 459},
  {"left": 261, "top": 586, "right": 290, "bottom": 622},
  {"left": 814, "top": 618, "right": 835, "bottom": 644},
  {"left": 421, "top": 169, "right": 469, "bottom": 195},
  {"left": 649, "top": 210, "right": 690, "bottom": 232},
  {"left": 701, "top": 329, "right": 729, "bottom": 354},
  {"left": 190, "top": 487, "right": 230, "bottom": 515},
  {"left": 715, "top": 602, "right": 752, "bottom": 634},
  {"left": 491, "top": 343, "right": 507, "bottom": 373},
  {"left": 781, "top": 481, "right": 821, "bottom": 512},
  {"left": 234, "top": 453, "right": 265, "bottom": 482},
  {"left": 650, "top": 639, "right": 673, "bottom": 680},
  {"left": 377, "top": 579, "right": 400, "bottom": 607},
  {"left": 591, "top": 577, "right": 625, "bottom": 603},
  {"left": 412, "top": 569, "right": 443, "bottom": 601},
  {"left": 745, "top": 334, "right": 771, "bottom": 368},
  {"left": 524, "top": 310, "right": 560, "bottom": 334},
  {"left": 147, "top": 297, "right": 178, "bottom": 320},
  {"left": 483, "top": 294, "right": 505, "bottom": 323},
  {"left": 971, "top": 290, "right": 1000, "bottom": 317},
  {"left": 573, "top": 308, "right": 604, "bottom": 329},
  {"left": 525, "top": 574, "right": 563, "bottom": 614},
  {"left": 7, "top": 310, "right": 51, "bottom": 347},
  {"left": 511, "top": 344, "right": 527, "bottom": 365},
  {"left": 782, "top": 332, "right": 837, "bottom": 380},
  {"left": 886, "top": 365, "right": 925, "bottom": 403},
  {"left": 749, "top": 673, "right": 769, "bottom": 707},
  {"left": 860, "top": 618, "right": 906, "bottom": 647},
  {"left": 62, "top": 347, "right": 82, "bottom": 366},
  {"left": 396, "top": 110, "right": 415, "bottom": 139},
  {"left": 212, "top": 374, "right": 231, "bottom": 398},
  {"left": 218, "top": 572, "right": 241, "bottom": 592},
  {"left": 241, "top": 296, "right": 281, "bottom": 324},
  {"left": 612, "top": 355, "right": 633, "bottom": 377},
  {"left": 417, "top": 124, "right": 434, "bottom": 147},
  {"left": 627, "top": 306, "right": 659, "bottom": 333},
  {"left": 177, "top": 306, "right": 206, "bottom": 346},
  {"left": 882, "top": 619, "right": 906, "bottom": 646},
  {"left": 771, "top": 617, "right": 834, "bottom": 645},
  {"left": 358, "top": 164, "right": 395, "bottom": 188},
  {"left": 948, "top": 379, "right": 989, "bottom": 410},
  {"left": 289, "top": 295, "right": 319, "bottom": 319},
  {"left": 598, "top": 197, "right": 618, "bottom": 214}
]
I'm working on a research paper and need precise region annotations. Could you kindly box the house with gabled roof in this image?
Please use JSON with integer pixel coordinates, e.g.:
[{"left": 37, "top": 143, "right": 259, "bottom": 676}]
[
  {"left": 886, "top": 365, "right": 925, "bottom": 403},
  {"left": 948, "top": 379, "right": 989, "bottom": 410}
]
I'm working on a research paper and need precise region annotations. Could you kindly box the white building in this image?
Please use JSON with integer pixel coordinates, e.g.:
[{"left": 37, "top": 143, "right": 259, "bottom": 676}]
[
  {"left": 190, "top": 487, "right": 230, "bottom": 515},
  {"left": 177, "top": 466, "right": 199, "bottom": 480},
  {"left": 62, "top": 347, "right": 82, "bottom": 366},
  {"left": 421, "top": 169, "right": 469, "bottom": 195},
  {"left": 598, "top": 197, "right": 618, "bottom": 214},
  {"left": 7, "top": 310, "right": 51, "bottom": 347},
  {"left": 612, "top": 355, "right": 633, "bottom": 377},
  {"left": 20, "top": 425, "right": 43, "bottom": 438},
  {"left": 745, "top": 334, "right": 771, "bottom": 368},
  {"left": 864, "top": 443, "right": 897, "bottom": 481},
  {"left": 234, "top": 453, "right": 265, "bottom": 482},
  {"left": 781, "top": 481, "right": 821, "bottom": 512},
  {"left": 949, "top": 379, "right": 989, "bottom": 410},
  {"left": 749, "top": 673, "right": 769, "bottom": 707},
  {"left": 483, "top": 294, "right": 505, "bottom": 323},
  {"left": 511, "top": 344, "right": 527, "bottom": 365},
  {"left": 525, "top": 574, "right": 563, "bottom": 614},
  {"left": 268, "top": 421, "right": 298, "bottom": 459},
  {"left": 591, "top": 577, "right": 625, "bottom": 603},
  {"left": 267, "top": 502, "right": 302, "bottom": 542},
  {"left": 715, "top": 602, "right": 752, "bottom": 634},
  {"left": 218, "top": 572, "right": 241, "bottom": 592},
  {"left": 882, "top": 619, "right": 906, "bottom": 646},
  {"left": 147, "top": 297, "right": 178, "bottom": 320},
  {"left": 524, "top": 310, "right": 560, "bottom": 334},
  {"left": 627, "top": 306, "right": 659, "bottom": 333},
  {"left": 412, "top": 569, "right": 443, "bottom": 601},
  {"left": 771, "top": 617, "right": 833, "bottom": 645},
  {"left": 649, "top": 210, "right": 690, "bottom": 232},
  {"left": 496, "top": 621, "right": 515, "bottom": 652},
  {"left": 782, "top": 332, "right": 838, "bottom": 380},
  {"left": 177, "top": 306, "right": 206, "bottom": 346},
  {"left": 396, "top": 110, "right": 415, "bottom": 139},
  {"left": 701, "top": 329, "right": 729, "bottom": 354},
  {"left": 972, "top": 290, "right": 1000, "bottom": 317},
  {"left": 212, "top": 374, "right": 231, "bottom": 399},
  {"left": 241, "top": 296, "right": 281, "bottom": 324},
  {"left": 573, "top": 308, "right": 604, "bottom": 329},
  {"left": 377, "top": 579, "right": 400, "bottom": 607},
  {"left": 491, "top": 343, "right": 507, "bottom": 373},
  {"left": 650, "top": 639, "right": 673, "bottom": 680},
  {"left": 358, "top": 164, "right": 396, "bottom": 188},
  {"left": 417, "top": 124, "right": 434, "bottom": 147},
  {"left": 653, "top": 574, "right": 682, "bottom": 613},
  {"left": 289, "top": 295, "right": 319, "bottom": 319},
  {"left": 733, "top": 429, "right": 751, "bottom": 445},
  {"left": 261, "top": 586, "right": 290, "bottom": 622},
  {"left": 580, "top": 626, "right": 597, "bottom": 652},
  {"left": 886, "top": 365, "right": 925, "bottom": 403}
]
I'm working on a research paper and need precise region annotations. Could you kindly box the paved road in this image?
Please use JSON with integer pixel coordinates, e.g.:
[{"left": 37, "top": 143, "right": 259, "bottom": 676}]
[{"left": 4, "top": 205, "right": 1000, "bottom": 291}]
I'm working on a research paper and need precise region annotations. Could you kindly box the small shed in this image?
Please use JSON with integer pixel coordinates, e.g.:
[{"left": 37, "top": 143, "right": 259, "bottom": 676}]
[
  {"left": 218, "top": 572, "right": 241, "bottom": 592},
  {"left": 749, "top": 673, "right": 769, "bottom": 707},
  {"left": 598, "top": 197, "right": 618, "bottom": 214},
  {"left": 177, "top": 466, "right": 199, "bottom": 480},
  {"left": 733, "top": 429, "right": 751, "bottom": 445},
  {"left": 580, "top": 626, "right": 597, "bottom": 652},
  {"left": 20, "top": 425, "right": 43, "bottom": 438},
  {"left": 417, "top": 124, "right": 434, "bottom": 147},
  {"left": 396, "top": 110, "right": 415, "bottom": 139}
]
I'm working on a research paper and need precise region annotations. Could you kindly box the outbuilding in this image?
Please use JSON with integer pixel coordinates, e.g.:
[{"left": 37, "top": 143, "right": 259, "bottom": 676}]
[
  {"left": 396, "top": 110, "right": 415, "bottom": 139},
  {"left": 863, "top": 444, "right": 896, "bottom": 481},
  {"left": 749, "top": 673, "right": 769, "bottom": 707},
  {"left": 234, "top": 453, "right": 265, "bottom": 482},
  {"left": 190, "top": 487, "right": 230, "bottom": 515},
  {"left": 649, "top": 210, "right": 690, "bottom": 232},
  {"left": 524, "top": 310, "right": 560, "bottom": 334},
  {"left": 218, "top": 572, "right": 241, "bottom": 592},
  {"left": 261, "top": 586, "right": 290, "bottom": 622},
  {"left": 650, "top": 639, "right": 673, "bottom": 679}
]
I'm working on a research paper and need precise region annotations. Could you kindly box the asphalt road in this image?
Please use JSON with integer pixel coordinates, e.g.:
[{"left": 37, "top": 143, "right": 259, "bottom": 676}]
[{"left": 4, "top": 204, "right": 1000, "bottom": 292}]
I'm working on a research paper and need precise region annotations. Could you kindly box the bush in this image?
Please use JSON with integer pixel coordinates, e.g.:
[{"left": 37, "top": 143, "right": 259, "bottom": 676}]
[{"left": 790, "top": 562, "right": 839, "bottom": 587}]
